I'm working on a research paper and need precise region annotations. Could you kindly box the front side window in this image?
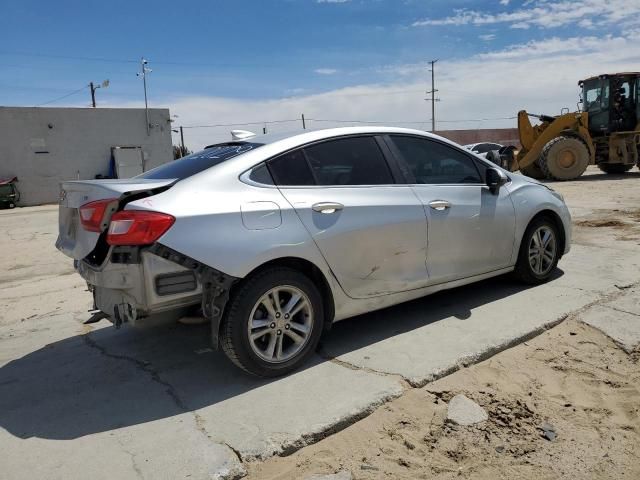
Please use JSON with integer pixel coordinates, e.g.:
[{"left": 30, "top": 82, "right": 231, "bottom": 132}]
[
  {"left": 390, "top": 136, "right": 482, "bottom": 184},
  {"left": 303, "top": 136, "right": 393, "bottom": 186},
  {"left": 584, "top": 79, "right": 610, "bottom": 112}
]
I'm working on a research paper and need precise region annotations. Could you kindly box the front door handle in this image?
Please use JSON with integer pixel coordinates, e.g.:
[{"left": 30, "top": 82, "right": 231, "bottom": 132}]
[
  {"left": 312, "top": 202, "right": 344, "bottom": 214},
  {"left": 429, "top": 200, "right": 451, "bottom": 211}
]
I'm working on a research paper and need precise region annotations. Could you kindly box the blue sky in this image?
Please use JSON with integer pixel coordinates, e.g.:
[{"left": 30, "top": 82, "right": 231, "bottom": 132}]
[{"left": 1, "top": 0, "right": 639, "bottom": 147}]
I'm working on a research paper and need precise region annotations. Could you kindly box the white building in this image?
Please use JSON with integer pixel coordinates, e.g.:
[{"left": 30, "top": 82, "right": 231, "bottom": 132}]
[{"left": 0, "top": 107, "right": 174, "bottom": 206}]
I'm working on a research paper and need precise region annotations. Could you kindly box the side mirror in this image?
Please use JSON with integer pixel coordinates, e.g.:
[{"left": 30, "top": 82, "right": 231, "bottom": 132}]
[{"left": 486, "top": 168, "right": 507, "bottom": 194}]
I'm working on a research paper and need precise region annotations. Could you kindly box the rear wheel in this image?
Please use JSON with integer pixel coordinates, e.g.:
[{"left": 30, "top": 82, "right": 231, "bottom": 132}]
[
  {"left": 220, "top": 267, "right": 323, "bottom": 377},
  {"left": 597, "top": 163, "right": 634, "bottom": 174},
  {"left": 538, "top": 135, "right": 589, "bottom": 180},
  {"left": 514, "top": 217, "right": 560, "bottom": 284},
  {"left": 8, "top": 202, "right": 15, "bottom": 209}
]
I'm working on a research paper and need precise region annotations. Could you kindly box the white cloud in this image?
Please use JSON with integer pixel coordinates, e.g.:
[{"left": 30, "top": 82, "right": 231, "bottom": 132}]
[
  {"left": 317, "top": 0, "right": 351, "bottom": 3},
  {"left": 314, "top": 68, "right": 339, "bottom": 75},
  {"left": 477, "top": 35, "right": 627, "bottom": 60},
  {"left": 499, "top": 0, "right": 510, "bottom": 5},
  {"left": 413, "top": 0, "right": 640, "bottom": 31},
  {"left": 479, "top": 34, "right": 496, "bottom": 41},
  {"left": 105, "top": 32, "right": 640, "bottom": 150}
]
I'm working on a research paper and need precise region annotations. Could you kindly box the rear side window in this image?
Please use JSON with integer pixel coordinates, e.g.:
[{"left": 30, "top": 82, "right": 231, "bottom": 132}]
[
  {"left": 390, "top": 136, "right": 482, "bottom": 184},
  {"left": 138, "top": 142, "right": 263, "bottom": 180},
  {"left": 304, "top": 136, "right": 393, "bottom": 185},
  {"left": 247, "top": 163, "right": 274, "bottom": 185},
  {"left": 268, "top": 149, "right": 315, "bottom": 186}
]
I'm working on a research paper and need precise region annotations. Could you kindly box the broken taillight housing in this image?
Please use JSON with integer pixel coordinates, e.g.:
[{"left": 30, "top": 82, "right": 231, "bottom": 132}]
[
  {"left": 79, "top": 198, "right": 118, "bottom": 232},
  {"left": 106, "top": 210, "right": 175, "bottom": 246}
]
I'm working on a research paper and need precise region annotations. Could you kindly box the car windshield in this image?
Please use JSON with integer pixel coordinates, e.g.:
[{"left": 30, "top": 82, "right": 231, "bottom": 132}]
[{"left": 138, "top": 142, "right": 264, "bottom": 180}]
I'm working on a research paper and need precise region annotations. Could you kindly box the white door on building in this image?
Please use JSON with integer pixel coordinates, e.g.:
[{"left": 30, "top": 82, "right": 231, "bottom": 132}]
[{"left": 112, "top": 146, "right": 144, "bottom": 178}]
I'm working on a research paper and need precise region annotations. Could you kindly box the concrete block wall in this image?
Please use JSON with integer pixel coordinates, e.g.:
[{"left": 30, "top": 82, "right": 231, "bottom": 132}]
[
  {"left": 0, "top": 107, "right": 173, "bottom": 206},
  {"left": 436, "top": 128, "right": 520, "bottom": 147}
]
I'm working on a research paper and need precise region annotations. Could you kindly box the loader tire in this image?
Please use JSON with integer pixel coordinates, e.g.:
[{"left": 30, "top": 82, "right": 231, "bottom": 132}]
[
  {"left": 538, "top": 135, "right": 589, "bottom": 180},
  {"left": 520, "top": 162, "right": 546, "bottom": 180},
  {"left": 597, "top": 163, "right": 633, "bottom": 174}
]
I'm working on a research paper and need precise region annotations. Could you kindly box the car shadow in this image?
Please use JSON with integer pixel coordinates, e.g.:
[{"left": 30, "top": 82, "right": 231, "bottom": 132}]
[{"left": 0, "top": 269, "right": 563, "bottom": 440}]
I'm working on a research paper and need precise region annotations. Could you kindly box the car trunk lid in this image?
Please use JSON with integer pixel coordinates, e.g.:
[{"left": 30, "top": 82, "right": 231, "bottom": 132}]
[{"left": 56, "top": 178, "right": 176, "bottom": 260}]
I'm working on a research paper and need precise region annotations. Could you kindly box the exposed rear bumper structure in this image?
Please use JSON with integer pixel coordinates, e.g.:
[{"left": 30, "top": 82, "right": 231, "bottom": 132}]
[{"left": 77, "top": 243, "right": 238, "bottom": 347}]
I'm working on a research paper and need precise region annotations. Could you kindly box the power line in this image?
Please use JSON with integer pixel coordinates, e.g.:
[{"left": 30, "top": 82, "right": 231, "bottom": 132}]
[
  {"left": 309, "top": 116, "right": 517, "bottom": 124},
  {"left": 34, "top": 85, "right": 90, "bottom": 107},
  {"left": 179, "top": 116, "right": 517, "bottom": 131},
  {"left": 0, "top": 50, "right": 138, "bottom": 64},
  {"left": 182, "top": 119, "right": 301, "bottom": 129}
]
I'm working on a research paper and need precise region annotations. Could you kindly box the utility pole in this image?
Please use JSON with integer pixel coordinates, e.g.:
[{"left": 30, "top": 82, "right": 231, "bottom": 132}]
[
  {"left": 89, "top": 79, "right": 109, "bottom": 108},
  {"left": 426, "top": 60, "right": 439, "bottom": 133},
  {"left": 179, "top": 126, "right": 185, "bottom": 154},
  {"left": 137, "top": 58, "right": 152, "bottom": 135},
  {"left": 301, "top": 113, "right": 306, "bottom": 129}
]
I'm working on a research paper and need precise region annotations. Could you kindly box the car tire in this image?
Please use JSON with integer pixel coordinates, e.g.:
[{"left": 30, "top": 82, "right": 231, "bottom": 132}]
[
  {"left": 8, "top": 202, "right": 15, "bottom": 209},
  {"left": 220, "top": 267, "right": 324, "bottom": 377},
  {"left": 597, "top": 163, "right": 634, "bottom": 174},
  {"left": 513, "top": 217, "right": 560, "bottom": 285}
]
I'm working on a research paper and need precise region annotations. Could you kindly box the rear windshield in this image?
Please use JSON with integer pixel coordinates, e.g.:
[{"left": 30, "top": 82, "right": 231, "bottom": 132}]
[{"left": 138, "top": 142, "right": 263, "bottom": 180}]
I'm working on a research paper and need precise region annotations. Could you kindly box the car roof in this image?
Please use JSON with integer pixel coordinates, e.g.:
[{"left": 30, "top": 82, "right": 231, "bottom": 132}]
[
  {"left": 238, "top": 126, "right": 436, "bottom": 146},
  {"left": 180, "top": 126, "right": 474, "bottom": 185}
]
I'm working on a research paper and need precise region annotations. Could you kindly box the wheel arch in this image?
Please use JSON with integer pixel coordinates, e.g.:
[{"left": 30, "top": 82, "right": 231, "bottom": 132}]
[
  {"left": 526, "top": 209, "right": 567, "bottom": 258},
  {"left": 230, "top": 256, "right": 336, "bottom": 331}
]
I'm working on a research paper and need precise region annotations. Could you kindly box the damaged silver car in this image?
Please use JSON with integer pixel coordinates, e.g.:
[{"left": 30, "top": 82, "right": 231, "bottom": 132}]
[{"left": 56, "top": 127, "right": 571, "bottom": 377}]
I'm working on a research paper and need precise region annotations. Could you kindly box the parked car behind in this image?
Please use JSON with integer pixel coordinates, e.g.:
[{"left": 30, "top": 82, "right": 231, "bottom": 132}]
[
  {"left": 464, "top": 142, "right": 504, "bottom": 158},
  {"left": 56, "top": 127, "right": 571, "bottom": 376},
  {"left": 0, "top": 177, "right": 19, "bottom": 209}
]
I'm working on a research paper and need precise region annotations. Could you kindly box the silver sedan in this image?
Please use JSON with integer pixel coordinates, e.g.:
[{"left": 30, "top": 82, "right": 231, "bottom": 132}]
[{"left": 56, "top": 127, "right": 571, "bottom": 376}]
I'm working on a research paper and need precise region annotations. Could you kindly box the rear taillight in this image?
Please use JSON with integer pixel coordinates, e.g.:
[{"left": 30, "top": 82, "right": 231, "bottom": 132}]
[
  {"left": 79, "top": 198, "right": 118, "bottom": 232},
  {"left": 106, "top": 210, "right": 175, "bottom": 246}
]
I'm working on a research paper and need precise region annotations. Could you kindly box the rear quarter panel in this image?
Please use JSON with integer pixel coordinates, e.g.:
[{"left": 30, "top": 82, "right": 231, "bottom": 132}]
[{"left": 127, "top": 175, "right": 334, "bottom": 281}]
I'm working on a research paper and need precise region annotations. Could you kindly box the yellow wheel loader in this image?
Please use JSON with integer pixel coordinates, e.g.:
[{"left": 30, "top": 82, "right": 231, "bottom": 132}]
[{"left": 492, "top": 73, "right": 640, "bottom": 180}]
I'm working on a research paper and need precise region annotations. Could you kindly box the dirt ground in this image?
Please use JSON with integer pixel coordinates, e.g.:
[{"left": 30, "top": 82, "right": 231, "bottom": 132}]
[
  {"left": 246, "top": 168, "right": 640, "bottom": 480},
  {"left": 247, "top": 317, "right": 640, "bottom": 480}
]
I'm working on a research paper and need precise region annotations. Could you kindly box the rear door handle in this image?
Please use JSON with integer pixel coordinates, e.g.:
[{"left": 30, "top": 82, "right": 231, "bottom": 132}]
[
  {"left": 428, "top": 200, "right": 451, "bottom": 211},
  {"left": 312, "top": 202, "right": 344, "bottom": 214}
]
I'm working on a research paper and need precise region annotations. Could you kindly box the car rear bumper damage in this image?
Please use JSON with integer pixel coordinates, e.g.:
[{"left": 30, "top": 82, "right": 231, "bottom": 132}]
[{"left": 78, "top": 243, "right": 238, "bottom": 347}]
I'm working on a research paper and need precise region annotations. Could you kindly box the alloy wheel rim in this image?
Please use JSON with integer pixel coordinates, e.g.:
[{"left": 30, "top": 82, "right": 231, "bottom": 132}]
[
  {"left": 528, "top": 226, "right": 557, "bottom": 276},
  {"left": 247, "top": 285, "right": 313, "bottom": 364}
]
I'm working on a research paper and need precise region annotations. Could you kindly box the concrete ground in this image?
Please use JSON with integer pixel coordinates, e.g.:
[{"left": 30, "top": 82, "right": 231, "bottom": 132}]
[{"left": 1, "top": 167, "right": 640, "bottom": 479}]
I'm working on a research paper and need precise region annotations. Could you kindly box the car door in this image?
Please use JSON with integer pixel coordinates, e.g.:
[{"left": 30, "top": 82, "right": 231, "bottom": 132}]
[
  {"left": 386, "top": 135, "right": 516, "bottom": 284},
  {"left": 267, "top": 135, "right": 429, "bottom": 299}
]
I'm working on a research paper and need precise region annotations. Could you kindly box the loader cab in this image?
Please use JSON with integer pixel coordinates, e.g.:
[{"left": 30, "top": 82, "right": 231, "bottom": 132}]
[{"left": 580, "top": 73, "right": 640, "bottom": 136}]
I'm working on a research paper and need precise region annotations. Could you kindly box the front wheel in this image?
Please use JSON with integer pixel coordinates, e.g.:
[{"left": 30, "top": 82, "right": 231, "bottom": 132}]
[
  {"left": 538, "top": 136, "right": 589, "bottom": 180},
  {"left": 514, "top": 217, "right": 560, "bottom": 284},
  {"left": 220, "top": 267, "right": 323, "bottom": 377}
]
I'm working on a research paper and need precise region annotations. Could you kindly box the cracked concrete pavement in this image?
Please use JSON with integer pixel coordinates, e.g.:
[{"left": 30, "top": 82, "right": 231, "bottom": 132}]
[{"left": 1, "top": 167, "right": 640, "bottom": 479}]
